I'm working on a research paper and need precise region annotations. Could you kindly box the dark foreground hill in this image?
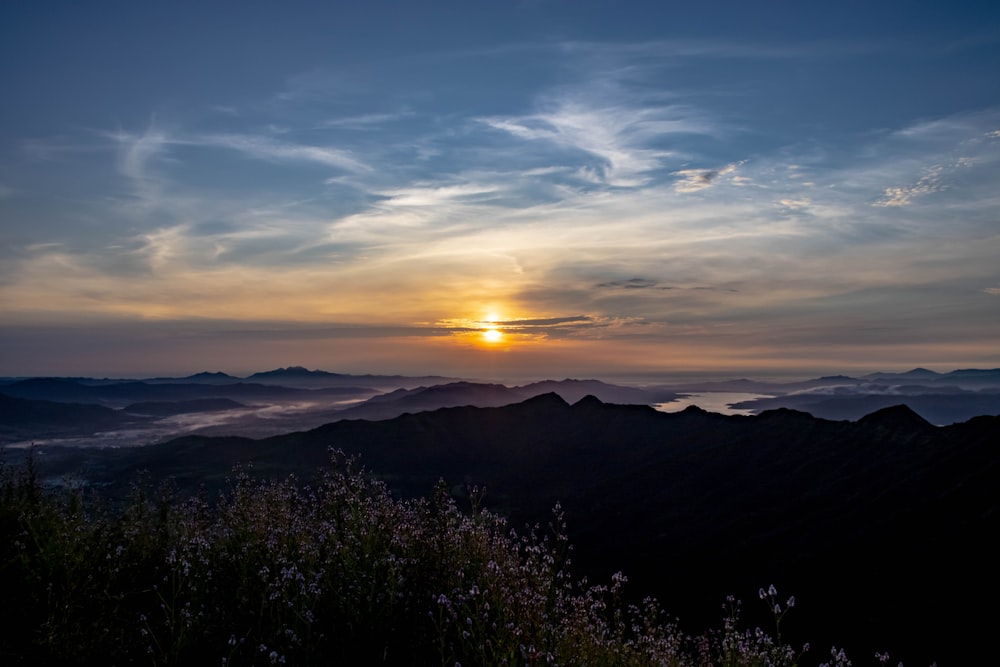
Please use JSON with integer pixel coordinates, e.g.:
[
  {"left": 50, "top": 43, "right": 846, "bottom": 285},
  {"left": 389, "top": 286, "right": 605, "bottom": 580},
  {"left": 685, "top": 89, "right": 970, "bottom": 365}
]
[{"left": 20, "top": 394, "right": 1000, "bottom": 665}]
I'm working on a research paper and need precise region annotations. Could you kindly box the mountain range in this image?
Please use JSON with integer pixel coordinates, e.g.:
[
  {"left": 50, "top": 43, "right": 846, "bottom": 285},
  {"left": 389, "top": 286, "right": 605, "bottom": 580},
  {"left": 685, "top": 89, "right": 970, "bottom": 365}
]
[
  {"left": 19, "top": 391, "right": 999, "bottom": 665},
  {"left": 0, "top": 372, "right": 684, "bottom": 444},
  {"left": 0, "top": 376, "right": 376, "bottom": 407},
  {"left": 4, "top": 366, "right": 998, "bottom": 663}
]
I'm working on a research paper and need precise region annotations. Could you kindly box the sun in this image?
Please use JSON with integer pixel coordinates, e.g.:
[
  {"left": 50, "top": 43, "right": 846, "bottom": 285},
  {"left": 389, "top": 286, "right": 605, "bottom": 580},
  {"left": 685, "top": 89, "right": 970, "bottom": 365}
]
[{"left": 483, "top": 328, "right": 503, "bottom": 343}]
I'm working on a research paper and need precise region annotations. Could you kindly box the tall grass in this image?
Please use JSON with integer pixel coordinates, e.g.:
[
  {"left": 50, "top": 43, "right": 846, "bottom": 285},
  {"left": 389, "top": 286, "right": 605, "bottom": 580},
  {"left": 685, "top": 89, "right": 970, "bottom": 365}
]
[{"left": 0, "top": 451, "right": 904, "bottom": 666}]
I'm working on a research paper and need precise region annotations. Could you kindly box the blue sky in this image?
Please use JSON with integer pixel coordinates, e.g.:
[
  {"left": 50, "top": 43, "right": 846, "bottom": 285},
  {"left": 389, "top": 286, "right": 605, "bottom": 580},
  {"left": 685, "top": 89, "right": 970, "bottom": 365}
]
[{"left": 2, "top": 1, "right": 999, "bottom": 379}]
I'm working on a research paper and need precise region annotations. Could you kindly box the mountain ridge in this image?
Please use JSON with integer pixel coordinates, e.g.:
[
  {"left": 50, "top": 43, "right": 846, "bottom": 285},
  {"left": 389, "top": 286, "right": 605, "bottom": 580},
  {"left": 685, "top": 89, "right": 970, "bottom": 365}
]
[{"left": 14, "top": 393, "right": 1000, "bottom": 664}]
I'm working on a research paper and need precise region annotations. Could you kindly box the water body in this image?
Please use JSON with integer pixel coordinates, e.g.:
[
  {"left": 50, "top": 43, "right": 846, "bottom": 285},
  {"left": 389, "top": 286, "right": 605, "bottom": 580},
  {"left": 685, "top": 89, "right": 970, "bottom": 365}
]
[{"left": 654, "top": 392, "right": 772, "bottom": 416}]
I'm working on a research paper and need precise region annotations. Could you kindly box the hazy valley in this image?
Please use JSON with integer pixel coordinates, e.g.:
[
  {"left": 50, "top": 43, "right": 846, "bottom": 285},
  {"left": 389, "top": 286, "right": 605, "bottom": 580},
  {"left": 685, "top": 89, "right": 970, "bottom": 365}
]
[{"left": 3, "top": 366, "right": 998, "bottom": 448}]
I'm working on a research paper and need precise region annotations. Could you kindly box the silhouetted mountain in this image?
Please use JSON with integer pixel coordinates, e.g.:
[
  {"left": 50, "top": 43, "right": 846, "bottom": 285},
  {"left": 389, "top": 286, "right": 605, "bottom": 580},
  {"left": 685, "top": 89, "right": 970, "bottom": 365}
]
[
  {"left": 0, "top": 393, "right": 147, "bottom": 443},
  {"left": 650, "top": 367, "right": 1000, "bottom": 399},
  {"left": 27, "top": 394, "right": 998, "bottom": 664},
  {"left": 122, "top": 398, "right": 246, "bottom": 417},
  {"left": 731, "top": 390, "right": 1000, "bottom": 424},
  {"left": 864, "top": 367, "right": 1000, "bottom": 387},
  {"left": 146, "top": 371, "right": 243, "bottom": 384},
  {"left": 247, "top": 366, "right": 348, "bottom": 380},
  {"left": 335, "top": 382, "right": 526, "bottom": 420},
  {"left": 244, "top": 366, "right": 456, "bottom": 389},
  {"left": 0, "top": 378, "right": 95, "bottom": 402},
  {"left": 331, "top": 379, "right": 681, "bottom": 423},
  {"left": 856, "top": 403, "right": 933, "bottom": 433},
  {"left": 516, "top": 378, "right": 679, "bottom": 404},
  {"left": 866, "top": 367, "right": 941, "bottom": 380},
  {"left": 944, "top": 367, "right": 1000, "bottom": 383},
  {"left": 0, "top": 378, "right": 373, "bottom": 407}
]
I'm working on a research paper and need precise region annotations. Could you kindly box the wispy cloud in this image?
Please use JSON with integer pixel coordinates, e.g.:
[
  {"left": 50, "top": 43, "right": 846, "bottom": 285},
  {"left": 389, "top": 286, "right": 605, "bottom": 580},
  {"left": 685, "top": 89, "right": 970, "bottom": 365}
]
[
  {"left": 873, "top": 164, "right": 946, "bottom": 207},
  {"left": 194, "top": 133, "right": 372, "bottom": 173},
  {"left": 376, "top": 183, "right": 502, "bottom": 208},
  {"left": 596, "top": 278, "right": 660, "bottom": 289},
  {"left": 672, "top": 163, "right": 741, "bottom": 193},
  {"left": 872, "top": 153, "right": 981, "bottom": 207},
  {"left": 107, "top": 126, "right": 172, "bottom": 205},
  {"left": 319, "top": 111, "right": 416, "bottom": 129},
  {"left": 434, "top": 314, "right": 609, "bottom": 340},
  {"left": 480, "top": 89, "right": 713, "bottom": 187},
  {"left": 493, "top": 316, "right": 593, "bottom": 327},
  {"left": 778, "top": 198, "right": 811, "bottom": 209}
]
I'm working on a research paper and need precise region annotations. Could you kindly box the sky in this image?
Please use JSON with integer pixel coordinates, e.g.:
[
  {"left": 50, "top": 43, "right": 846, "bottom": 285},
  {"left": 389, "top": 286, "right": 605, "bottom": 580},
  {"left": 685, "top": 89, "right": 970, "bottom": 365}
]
[{"left": 2, "top": 1, "right": 999, "bottom": 381}]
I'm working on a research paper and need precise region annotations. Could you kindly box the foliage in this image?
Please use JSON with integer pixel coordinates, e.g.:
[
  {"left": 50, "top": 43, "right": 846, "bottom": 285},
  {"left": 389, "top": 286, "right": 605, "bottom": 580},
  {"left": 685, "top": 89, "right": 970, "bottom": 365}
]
[{"left": 0, "top": 450, "right": 909, "bottom": 666}]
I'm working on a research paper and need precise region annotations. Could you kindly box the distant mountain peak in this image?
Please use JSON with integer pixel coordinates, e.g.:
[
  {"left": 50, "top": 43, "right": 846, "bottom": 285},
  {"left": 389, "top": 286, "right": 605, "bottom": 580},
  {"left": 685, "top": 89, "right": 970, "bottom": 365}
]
[
  {"left": 857, "top": 404, "right": 933, "bottom": 431},
  {"left": 946, "top": 368, "right": 1000, "bottom": 377},
  {"left": 519, "top": 392, "right": 569, "bottom": 408},
  {"left": 248, "top": 366, "right": 344, "bottom": 378},
  {"left": 901, "top": 367, "right": 940, "bottom": 377},
  {"left": 755, "top": 407, "right": 818, "bottom": 421},
  {"left": 863, "top": 367, "right": 943, "bottom": 381},
  {"left": 185, "top": 371, "right": 237, "bottom": 379},
  {"left": 572, "top": 394, "right": 604, "bottom": 408}
]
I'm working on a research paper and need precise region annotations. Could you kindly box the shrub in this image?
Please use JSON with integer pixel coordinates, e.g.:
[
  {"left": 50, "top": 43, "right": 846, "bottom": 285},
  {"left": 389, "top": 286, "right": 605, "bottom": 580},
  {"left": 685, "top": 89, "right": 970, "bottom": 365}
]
[{"left": 0, "top": 450, "right": 904, "bottom": 666}]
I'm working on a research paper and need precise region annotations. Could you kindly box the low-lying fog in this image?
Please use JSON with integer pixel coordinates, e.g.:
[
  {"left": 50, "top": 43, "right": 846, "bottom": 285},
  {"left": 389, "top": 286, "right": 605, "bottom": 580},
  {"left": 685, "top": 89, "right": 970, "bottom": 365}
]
[
  {"left": 7, "top": 391, "right": 771, "bottom": 450},
  {"left": 5, "top": 398, "right": 369, "bottom": 449}
]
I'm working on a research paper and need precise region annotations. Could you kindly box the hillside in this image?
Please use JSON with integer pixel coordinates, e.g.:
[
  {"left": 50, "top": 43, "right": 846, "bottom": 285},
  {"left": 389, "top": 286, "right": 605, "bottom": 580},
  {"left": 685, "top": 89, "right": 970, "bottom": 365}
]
[
  {"left": 0, "top": 393, "right": 147, "bottom": 443},
  {"left": 24, "top": 394, "right": 1000, "bottom": 664}
]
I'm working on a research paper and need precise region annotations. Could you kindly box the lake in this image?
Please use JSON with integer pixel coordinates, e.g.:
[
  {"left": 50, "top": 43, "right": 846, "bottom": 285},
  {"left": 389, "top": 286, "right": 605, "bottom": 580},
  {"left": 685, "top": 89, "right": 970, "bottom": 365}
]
[{"left": 654, "top": 392, "right": 772, "bottom": 416}]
